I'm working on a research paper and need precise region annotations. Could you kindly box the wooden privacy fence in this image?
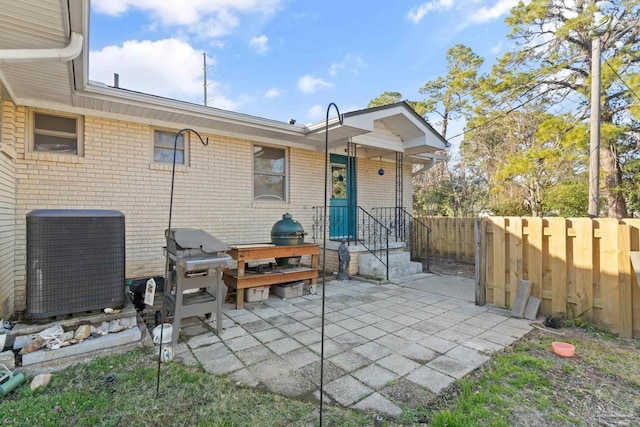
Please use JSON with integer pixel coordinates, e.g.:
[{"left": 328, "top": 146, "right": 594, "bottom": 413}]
[
  {"left": 481, "top": 217, "right": 640, "bottom": 338},
  {"left": 419, "top": 217, "right": 476, "bottom": 262}
]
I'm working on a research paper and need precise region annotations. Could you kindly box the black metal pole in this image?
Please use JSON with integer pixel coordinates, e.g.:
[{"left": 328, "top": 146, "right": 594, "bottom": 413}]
[
  {"left": 156, "top": 128, "right": 208, "bottom": 399},
  {"left": 319, "top": 103, "right": 342, "bottom": 426}
]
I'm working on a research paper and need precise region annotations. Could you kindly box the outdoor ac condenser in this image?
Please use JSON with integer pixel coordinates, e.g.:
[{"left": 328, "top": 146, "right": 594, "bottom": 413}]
[{"left": 26, "top": 209, "right": 125, "bottom": 318}]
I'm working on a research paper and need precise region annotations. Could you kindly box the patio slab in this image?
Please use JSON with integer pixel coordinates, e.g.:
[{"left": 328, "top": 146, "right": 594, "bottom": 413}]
[{"left": 164, "top": 274, "right": 534, "bottom": 419}]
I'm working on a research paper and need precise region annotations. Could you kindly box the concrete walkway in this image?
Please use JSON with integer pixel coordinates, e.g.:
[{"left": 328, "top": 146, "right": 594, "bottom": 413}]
[{"left": 169, "top": 274, "right": 533, "bottom": 417}]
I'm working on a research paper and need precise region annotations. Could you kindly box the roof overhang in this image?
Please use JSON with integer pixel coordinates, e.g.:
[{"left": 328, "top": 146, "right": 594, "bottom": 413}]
[
  {"left": 0, "top": 0, "right": 449, "bottom": 159},
  {"left": 306, "top": 102, "right": 448, "bottom": 157}
]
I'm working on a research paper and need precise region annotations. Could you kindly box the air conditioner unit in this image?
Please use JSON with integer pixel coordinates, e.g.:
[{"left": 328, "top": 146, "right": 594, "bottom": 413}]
[{"left": 26, "top": 209, "right": 125, "bottom": 319}]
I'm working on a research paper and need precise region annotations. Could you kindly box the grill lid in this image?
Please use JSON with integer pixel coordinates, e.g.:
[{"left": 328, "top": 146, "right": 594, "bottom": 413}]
[{"left": 167, "top": 228, "right": 229, "bottom": 253}]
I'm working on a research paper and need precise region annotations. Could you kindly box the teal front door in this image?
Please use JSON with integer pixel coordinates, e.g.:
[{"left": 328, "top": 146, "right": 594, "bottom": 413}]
[{"left": 329, "top": 154, "right": 356, "bottom": 240}]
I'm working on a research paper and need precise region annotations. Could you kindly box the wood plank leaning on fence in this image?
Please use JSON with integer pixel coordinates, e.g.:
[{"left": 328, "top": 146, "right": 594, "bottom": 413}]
[{"left": 469, "top": 217, "right": 640, "bottom": 339}]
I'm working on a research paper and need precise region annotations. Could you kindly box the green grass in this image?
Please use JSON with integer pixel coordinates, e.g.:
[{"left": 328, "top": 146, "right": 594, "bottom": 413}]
[
  {"left": 1, "top": 350, "right": 369, "bottom": 427},
  {"left": 2, "top": 326, "right": 638, "bottom": 426},
  {"left": 395, "top": 328, "right": 639, "bottom": 426}
]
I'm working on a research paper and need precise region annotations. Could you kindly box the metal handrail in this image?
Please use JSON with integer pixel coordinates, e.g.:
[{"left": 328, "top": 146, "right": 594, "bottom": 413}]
[
  {"left": 312, "top": 206, "right": 391, "bottom": 280},
  {"left": 369, "top": 207, "right": 432, "bottom": 272}
]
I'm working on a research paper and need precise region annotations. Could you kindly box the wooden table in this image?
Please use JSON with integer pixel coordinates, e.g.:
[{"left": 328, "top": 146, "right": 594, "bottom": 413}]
[{"left": 222, "top": 243, "right": 319, "bottom": 309}]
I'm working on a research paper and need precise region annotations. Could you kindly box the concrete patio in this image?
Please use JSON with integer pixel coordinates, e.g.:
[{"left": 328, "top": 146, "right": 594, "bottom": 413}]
[{"left": 167, "top": 273, "right": 534, "bottom": 417}]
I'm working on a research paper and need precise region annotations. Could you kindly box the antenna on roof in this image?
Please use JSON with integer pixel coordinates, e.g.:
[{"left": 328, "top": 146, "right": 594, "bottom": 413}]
[{"left": 203, "top": 53, "right": 208, "bottom": 107}]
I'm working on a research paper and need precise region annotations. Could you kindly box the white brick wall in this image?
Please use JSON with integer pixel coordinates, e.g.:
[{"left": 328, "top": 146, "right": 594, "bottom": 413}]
[
  {"left": 357, "top": 157, "right": 413, "bottom": 210},
  {"left": 0, "top": 100, "right": 16, "bottom": 318},
  {"left": 4, "top": 104, "right": 414, "bottom": 312}
]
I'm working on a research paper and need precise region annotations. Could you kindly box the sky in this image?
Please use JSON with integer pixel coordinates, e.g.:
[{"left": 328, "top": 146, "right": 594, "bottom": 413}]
[{"left": 88, "top": 0, "right": 521, "bottom": 148}]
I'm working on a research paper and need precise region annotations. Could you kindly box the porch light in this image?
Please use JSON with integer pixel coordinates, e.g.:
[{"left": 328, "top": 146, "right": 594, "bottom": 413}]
[{"left": 378, "top": 156, "right": 384, "bottom": 176}]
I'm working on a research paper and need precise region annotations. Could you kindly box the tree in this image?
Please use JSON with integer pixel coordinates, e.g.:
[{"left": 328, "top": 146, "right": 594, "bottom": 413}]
[
  {"left": 368, "top": 91, "right": 428, "bottom": 116},
  {"left": 420, "top": 44, "right": 483, "bottom": 139},
  {"left": 461, "top": 103, "right": 586, "bottom": 216},
  {"left": 490, "top": 0, "right": 640, "bottom": 218},
  {"left": 368, "top": 91, "right": 403, "bottom": 108},
  {"left": 411, "top": 45, "right": 485, "bottom": 216}
]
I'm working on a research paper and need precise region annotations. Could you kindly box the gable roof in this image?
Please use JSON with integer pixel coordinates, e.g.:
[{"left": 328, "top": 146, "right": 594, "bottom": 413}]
[
  {"left": 345, "top": 102, "right": 449, "bottom": 148},
  {"left": 0, "top": 0, "right": 447, "bottom": 160}
]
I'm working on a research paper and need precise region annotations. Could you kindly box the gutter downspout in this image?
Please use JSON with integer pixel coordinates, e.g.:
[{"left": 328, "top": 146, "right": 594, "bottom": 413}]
[
  {"left": 0, "top": 32, "right": 83, "bottom": 64},
  {"left": 412, "top": 157, "right": 437, "bottom": 177}
]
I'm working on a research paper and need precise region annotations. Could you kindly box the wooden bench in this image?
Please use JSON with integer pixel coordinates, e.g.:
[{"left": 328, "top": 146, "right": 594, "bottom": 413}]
[{"left": 222, "top": 243, "right": 319, "bottom": 309}]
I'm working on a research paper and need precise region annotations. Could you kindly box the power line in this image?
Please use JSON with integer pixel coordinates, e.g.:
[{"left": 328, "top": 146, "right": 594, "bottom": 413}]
[
  {"left": 445, "top": 59, "right": 638, "bottom": 145},
  {"left": 446, "top": 89, "right": 549, "bottom": 142},
  {"left": 604, "top": 59, "right": 640, "bottom": 102}
]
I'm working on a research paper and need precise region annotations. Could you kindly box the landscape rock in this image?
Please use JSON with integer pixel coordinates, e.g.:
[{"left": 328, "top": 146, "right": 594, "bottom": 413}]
[
  {"left": 30, "top": 373, "right": 52, "bottom": 391},
  {"left": 0, "top": 349, "right": 15, "bottom": 369},
  {"left": 61, "top": 331, "right": 74, "bottom": 342},
  {"left": 98, "top": 322, "right": 110, "bottom": 334},
  {"left": 13, "top": 335, "right": 33, "bottom": 351},
  {"left": 20, "top": 336, "right": 44, "bottom": 354},
  {"left": 108, "top": 319, "right": 125, "bottom": 333},
  {"left": 119, "top": 316, "right": 137, "bottom": 328},
  {"left": 74, "top": 325, "right": 91, "bottom": 340}
]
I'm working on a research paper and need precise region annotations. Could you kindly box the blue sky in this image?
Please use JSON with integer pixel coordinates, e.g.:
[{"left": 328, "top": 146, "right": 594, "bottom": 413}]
[{"left": 88, "top": 0, "right": 519, "bottom": 146}]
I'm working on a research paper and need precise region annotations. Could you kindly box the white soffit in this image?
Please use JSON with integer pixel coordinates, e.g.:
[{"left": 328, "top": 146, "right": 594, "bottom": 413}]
[
  {"left": 340, "top": 103, "right": 447, "bottom": 155},
  {"left": 0, "top": 0, "right": 74, "bottom": 104}
]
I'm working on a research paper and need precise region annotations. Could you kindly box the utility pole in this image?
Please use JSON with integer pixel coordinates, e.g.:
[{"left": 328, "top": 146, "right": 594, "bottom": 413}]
[
  {"left": 203, "top": 52, "right": 207, "bottom": 107},
  {"left": 588, "top": 37, "right": 600, "bottom": 218}
]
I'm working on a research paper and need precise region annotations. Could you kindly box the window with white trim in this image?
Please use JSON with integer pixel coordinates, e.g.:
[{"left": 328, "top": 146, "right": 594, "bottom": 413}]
[
  {"left": 32, "top": 112, "right": 81, "bottom": 154},
  {"left": 253, "top": 145, "right": 286, "bottom": 201},
  {"left": 153, "top": 130, "right": 188, "bottom": 164}
]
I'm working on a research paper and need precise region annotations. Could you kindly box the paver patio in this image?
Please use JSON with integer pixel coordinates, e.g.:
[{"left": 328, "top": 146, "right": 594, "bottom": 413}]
[{"left": 171, "top": 273, "right": 533, "bottom": 416}]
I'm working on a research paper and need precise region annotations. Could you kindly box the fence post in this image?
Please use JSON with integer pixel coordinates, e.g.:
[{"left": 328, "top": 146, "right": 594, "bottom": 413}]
[
  {"left": 618, "top": 224, "right": 633, "bottom": 338},
  {"left": 475, "top": 220, "right": 486, "bottom": 306}
]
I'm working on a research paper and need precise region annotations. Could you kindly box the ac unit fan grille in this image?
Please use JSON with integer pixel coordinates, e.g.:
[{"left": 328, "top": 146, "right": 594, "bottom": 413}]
[{"left": 26, "top": 210, "right": 125, "bottom": 318}]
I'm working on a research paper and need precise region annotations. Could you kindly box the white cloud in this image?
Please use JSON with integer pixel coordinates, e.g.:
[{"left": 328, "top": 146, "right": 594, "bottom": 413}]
[
  {"left": 264, "top": 87, "right": 282, "bottom": 98},
  {"left": 307, "top": 104, "right": 325, "bottom": 122},
  {"left": 490, "top": 40, "right": 503, "bottom": 54},
  {"left": 92, "top": 0, "right": 281, "bottom": 38},
  {"left": 328, "top": 62, "right": 344, "bottom": 76},
  {"left": 407, "top": 0, "right": 454, "bottom": 23},
  {"left": 92, "top": 0, "right": 130, "bottom": 15},
  {"left": 297, "top": 75, "right": 333, "bottom": 94},
  {"left": 90, "top": 38, "right": 238, "bottom": 110},
  {"left": 470, "top": 0, "right": 519, "bottom": 24},
  {"left": 328, "top": 54, "right": 367, "bottom": 77},
  {"left": 249, "top": 35, "right": 269, "bottom": 53}
]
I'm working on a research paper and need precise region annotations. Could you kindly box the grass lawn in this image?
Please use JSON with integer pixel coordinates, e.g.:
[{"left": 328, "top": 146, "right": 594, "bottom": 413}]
[{"left": 1, "top": 323, "right": 638, "bottom": 426}]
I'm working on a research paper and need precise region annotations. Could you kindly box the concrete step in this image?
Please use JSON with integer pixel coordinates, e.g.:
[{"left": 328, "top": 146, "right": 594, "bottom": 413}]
[{"left": 358, "top": 251, "right": 424, "bottom": 279}]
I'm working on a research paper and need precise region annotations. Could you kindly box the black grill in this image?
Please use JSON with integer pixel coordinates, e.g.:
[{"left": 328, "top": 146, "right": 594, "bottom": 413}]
[{"left": 26, "top": 209, "right": 125, "bottom": 318}]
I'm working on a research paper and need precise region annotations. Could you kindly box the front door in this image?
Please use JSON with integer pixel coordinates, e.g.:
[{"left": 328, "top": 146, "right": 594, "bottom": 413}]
[{"left": 329, "top": 154, "right": 356, "bottom": 240}]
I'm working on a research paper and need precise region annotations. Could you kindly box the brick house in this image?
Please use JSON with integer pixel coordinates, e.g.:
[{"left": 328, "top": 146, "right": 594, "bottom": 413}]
[{"left": 0, "top": 0, "right": 447, "bottom": 318}]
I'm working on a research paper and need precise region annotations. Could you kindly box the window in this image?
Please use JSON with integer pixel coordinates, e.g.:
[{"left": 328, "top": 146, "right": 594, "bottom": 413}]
[
  {"left": 254, "top": 145, "right": 286, "bottom": 201},
  {"left": 332, "top": 165, "right": 346, "bottom": 198},
  {"left": 33, "top": 112, "right": 81, "bottom": 154},
  {"left": 153, "top": 130, "right": 188, "bottom": 164}
]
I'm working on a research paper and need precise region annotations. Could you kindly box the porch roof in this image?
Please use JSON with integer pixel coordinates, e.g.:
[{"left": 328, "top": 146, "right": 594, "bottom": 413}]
[{"left": 0, "top": 0, "right": 447, "bottom": 158}]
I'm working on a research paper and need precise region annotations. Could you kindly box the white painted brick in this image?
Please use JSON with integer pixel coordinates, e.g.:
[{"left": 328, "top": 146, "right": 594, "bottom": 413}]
[{"left": 2, "top": 102, "right": 412, "bottom": 314}]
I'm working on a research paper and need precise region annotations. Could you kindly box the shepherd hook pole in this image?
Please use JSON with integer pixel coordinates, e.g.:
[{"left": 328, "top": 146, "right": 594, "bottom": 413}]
[
  {"left": 320, "top": 103, "right": 342, "bottom": 426},
  {"left": 156, "top": 129, "right": 209, "bottom": 399}
]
